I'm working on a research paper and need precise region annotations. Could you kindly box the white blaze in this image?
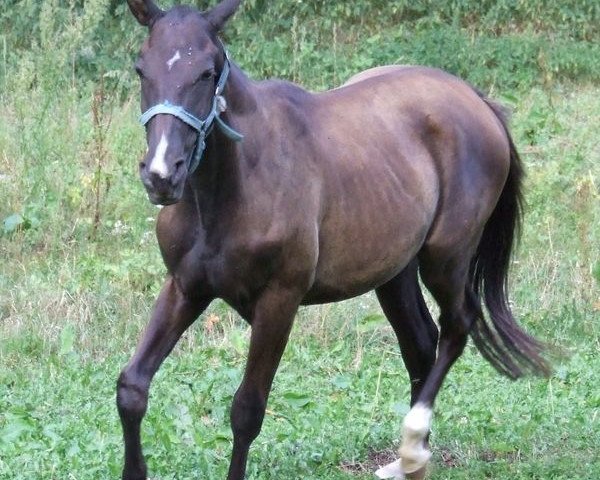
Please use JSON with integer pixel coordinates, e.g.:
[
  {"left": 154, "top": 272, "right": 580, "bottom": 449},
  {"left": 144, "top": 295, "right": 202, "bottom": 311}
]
[
  {"left": 166, "top": 50, "right": 181, "bottom": 70},
  {"left": 149, "top": 133, "right": 169, "bottom": 178}
]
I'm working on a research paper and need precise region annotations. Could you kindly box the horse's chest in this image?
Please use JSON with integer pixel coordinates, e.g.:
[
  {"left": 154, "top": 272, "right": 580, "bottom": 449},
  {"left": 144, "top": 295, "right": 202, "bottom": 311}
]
[{"left": 168, "top": 234, "right": 283, "bottom": 311}]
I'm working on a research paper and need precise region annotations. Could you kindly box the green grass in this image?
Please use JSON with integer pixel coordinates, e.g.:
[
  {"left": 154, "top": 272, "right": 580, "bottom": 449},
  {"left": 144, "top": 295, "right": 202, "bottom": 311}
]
[
  {"left": 1, "top": 86, "right": 599, "bottom": 478},
  {"left": 0, "top": 279, "right": 598, "bottom": 479},
  {"left": 1, "top": 2, "right": 600, "bottom": 479}
]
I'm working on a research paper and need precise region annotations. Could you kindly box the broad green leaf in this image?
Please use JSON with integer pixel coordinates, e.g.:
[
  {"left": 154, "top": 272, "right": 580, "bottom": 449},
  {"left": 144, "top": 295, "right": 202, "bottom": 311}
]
[
  {"left": 3, "top": 213, "right": 24, "bottom": 234},
  {"left": 331, "top": 374, "right": 351, "bottom": 390},
  {"left": 282, "top": 391, "right": 312, "bottom": 409},
  {"left": 0, "top": 419, "right": 33, "bottom": 444},
  {"left": 358, "top": 313, "right": 387, "bottom": 332},
  {"left": 592, "top": 261, "right": 600, "bottom": 284},
  {"left": 390, "top": 402, "right": 411, "bottom": 416},
  {"left": 59, "top": 324, "right": 76, "bottom": 355}
]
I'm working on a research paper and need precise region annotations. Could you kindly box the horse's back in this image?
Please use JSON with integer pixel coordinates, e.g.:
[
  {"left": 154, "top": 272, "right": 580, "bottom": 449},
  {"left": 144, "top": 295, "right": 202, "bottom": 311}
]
[{"left": 342, "top": 64, "right": 412, "bottom": 86}]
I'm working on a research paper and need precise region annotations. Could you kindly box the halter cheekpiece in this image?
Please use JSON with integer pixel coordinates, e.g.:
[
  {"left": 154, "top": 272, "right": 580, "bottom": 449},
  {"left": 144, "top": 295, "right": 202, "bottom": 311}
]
[{"left": 139, "top": 47, "right": 244, "bottom": 174}]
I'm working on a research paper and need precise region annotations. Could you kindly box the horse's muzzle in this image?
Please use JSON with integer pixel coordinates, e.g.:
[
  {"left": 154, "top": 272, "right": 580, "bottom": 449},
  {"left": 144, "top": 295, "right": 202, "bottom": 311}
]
[
  {"left": 146, "top": 189, "right": 181, "bottom": 206},
  {"left": 140, "top": 161, "right": 186, "bottom": 206}
]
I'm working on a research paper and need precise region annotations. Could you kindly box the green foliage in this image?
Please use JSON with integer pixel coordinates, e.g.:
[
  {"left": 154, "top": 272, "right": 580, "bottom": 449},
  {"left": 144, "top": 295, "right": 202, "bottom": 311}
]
[{"left": 0, "top": 0, "right": 599, "bottom": 96}]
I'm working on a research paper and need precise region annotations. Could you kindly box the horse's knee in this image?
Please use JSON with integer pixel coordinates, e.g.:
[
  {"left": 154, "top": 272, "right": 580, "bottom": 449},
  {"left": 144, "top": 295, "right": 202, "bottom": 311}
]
[
  {"left": 117, "top": 369, "right": 148, "bottom": 422},
  {"left": 230, "top": 386, "right": 266, "bottom": 444}
]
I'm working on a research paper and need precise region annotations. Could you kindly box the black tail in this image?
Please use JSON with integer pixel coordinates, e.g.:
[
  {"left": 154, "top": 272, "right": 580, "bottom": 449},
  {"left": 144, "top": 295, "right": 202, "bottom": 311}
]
[{"left": 468, "top": 96, "right": 551, "bottom": 379}]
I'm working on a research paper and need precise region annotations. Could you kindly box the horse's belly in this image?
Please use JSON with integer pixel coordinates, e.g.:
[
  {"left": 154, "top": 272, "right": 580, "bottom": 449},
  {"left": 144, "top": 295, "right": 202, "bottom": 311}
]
[
  {"left": 304, "top": 228, "right": 427, "bottom": 304},
  {"left": 303, "top": 258, "right": 411, "bottom": 304},
  {"left": 304, "top": 179, "right": 435, "bottom": 304}
]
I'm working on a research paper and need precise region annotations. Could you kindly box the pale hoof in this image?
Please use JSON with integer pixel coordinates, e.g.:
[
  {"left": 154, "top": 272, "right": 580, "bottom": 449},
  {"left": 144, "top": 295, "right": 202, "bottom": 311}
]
[
  {"left": 406, "top": 465, "right": 427, "bottom": 480},
  {"left": 399, "top": 444, "right": 431, "bottom": 474},
  {"left": 375, "top": 459, "right": 405, "bottom": 479},
  {"left": 374, "top": 457, "right": 429, "bottom": 480}
]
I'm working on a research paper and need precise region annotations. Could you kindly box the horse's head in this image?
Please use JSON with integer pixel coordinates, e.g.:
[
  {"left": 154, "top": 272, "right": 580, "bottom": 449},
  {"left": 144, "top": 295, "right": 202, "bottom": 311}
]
[{"left": 128, "top": 0, "right": 242, "bottom": 205}]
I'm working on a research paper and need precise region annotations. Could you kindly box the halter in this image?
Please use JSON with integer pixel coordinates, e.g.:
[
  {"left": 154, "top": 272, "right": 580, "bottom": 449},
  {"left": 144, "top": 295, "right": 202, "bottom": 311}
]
[{"left": 139, "top": 48, "right": 244, "bottom": 174}]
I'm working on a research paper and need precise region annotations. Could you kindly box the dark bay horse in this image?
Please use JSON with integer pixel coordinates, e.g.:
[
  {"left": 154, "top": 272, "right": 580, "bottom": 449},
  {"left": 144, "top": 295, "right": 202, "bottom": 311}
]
[{"left": 118, "top": 1, "right": 550, "bottom": 479}]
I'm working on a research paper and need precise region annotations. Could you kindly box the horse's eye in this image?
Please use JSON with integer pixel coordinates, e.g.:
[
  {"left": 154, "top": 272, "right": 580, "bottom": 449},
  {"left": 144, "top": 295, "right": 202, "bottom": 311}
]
[
  {"left": 134, "top": 63, "right": 144, "bottom": 78},
  {"left": 200, "top": 69, "right": 215, "bottom": 81}
]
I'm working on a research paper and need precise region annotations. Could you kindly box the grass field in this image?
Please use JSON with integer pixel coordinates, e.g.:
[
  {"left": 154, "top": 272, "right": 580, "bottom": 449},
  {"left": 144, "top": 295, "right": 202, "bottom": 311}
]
[{"left": 1, "top": 1, "right": 599, "bottom": 479}]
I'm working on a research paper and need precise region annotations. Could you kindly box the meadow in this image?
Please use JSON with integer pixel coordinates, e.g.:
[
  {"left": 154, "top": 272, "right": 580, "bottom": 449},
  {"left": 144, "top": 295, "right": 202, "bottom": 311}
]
[{"left": 1, "top": 1, "right": 599, "bottom": 479}]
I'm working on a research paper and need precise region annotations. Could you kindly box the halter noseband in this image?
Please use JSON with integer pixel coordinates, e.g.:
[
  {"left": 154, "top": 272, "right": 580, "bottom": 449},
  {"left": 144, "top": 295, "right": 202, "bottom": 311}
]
[{"left": 139, "top": 48, "right": 244, "bottom": 174}]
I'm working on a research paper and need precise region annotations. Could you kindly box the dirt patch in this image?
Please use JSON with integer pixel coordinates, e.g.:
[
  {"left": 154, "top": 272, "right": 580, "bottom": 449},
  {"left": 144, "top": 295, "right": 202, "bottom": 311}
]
[
  {"left": 339, "top": 448, "right": 399, "bottom": 475},
  {"left": 478, "top": 449, "right": 520, "bottom": 463},
  {"left": 440, "top": 448, "right": 461, "bottom": 468},
  {"left": 340, "top": 446, "right": 465, "bottom": 475}
]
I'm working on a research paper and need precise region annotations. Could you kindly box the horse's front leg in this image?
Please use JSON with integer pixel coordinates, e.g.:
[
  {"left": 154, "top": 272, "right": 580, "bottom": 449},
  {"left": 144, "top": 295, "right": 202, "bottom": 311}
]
[
  {"left": 226, "top": 287, "right": 301, "bottom": 480},
  {"left": 117, "top": 277, "right": 210, "bottom": 480}
]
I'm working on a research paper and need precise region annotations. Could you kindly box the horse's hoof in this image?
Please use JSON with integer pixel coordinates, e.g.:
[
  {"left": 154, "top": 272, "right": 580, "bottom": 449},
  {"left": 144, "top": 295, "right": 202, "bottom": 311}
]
[{"left": 405, "top": 466, "right": 427, "bottom": 480}]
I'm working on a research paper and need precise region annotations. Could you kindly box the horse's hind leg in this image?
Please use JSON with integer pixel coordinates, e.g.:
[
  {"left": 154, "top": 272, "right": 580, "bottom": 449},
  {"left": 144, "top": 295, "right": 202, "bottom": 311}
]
[
  {"left": 375, "top": 258, "right": 439, "bottom": 406},
  {"left": 395, "top": 249, "right": 479, "bottom": 477}
]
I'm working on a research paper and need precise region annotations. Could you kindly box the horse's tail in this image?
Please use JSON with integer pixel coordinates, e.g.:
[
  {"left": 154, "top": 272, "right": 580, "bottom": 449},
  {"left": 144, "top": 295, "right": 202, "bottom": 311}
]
[{"left": 468, "top": 95, "right": 551, "bottom": 379}]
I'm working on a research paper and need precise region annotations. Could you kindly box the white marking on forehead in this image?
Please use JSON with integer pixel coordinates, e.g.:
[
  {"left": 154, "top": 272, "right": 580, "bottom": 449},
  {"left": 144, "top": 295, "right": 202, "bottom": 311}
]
[
  {"left": 149, "top": 133, "right": 169, "bottom": 179},
  {"left": 166, "top": 50, "right": 181, "bottom": 70}
]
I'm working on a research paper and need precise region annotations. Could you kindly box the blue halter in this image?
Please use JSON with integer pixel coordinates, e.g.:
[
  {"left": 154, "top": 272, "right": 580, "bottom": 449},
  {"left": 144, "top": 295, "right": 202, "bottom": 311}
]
[{"left": 139, "top": 49, "right": 244, "bottom": 174}]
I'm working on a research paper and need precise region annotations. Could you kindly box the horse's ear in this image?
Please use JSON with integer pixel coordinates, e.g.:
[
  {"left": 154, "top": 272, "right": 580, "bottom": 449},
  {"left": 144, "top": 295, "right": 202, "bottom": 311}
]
[
  {"left": 127, "top": 0, "right": 163, "bottom": 27},
  {"left": 204, "top": 0, "right": 242, "bottom": 31}
]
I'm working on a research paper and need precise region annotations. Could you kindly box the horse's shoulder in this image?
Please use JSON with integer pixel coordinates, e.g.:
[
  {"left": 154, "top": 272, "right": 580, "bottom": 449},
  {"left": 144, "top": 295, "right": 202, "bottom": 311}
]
[
  {"left": 253, "top": 79, "right": 315, "bottom": 135},
  {"left": 257, "top": 79, "right": 312, "bottom": 103}
]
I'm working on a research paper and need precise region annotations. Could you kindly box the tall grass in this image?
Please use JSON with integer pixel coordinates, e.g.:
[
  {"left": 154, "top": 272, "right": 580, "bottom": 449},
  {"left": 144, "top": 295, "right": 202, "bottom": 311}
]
[{"left": 1, "top": 0, "right": 599, "bottom": 96}]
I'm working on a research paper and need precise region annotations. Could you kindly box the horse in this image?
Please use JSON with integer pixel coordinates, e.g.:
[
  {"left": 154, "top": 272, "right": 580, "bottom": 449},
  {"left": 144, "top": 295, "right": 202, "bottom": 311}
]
[{"left": 117, "top": 1, "right": 551, "bottom": 479}]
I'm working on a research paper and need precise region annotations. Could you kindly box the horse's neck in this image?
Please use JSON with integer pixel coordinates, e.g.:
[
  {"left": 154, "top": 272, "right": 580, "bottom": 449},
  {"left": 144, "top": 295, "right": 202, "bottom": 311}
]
[
  {"left": 222, "top": 63, "right": 258, "bottom": 117},
  {"left": 183, "top": 64, "right": 259, "bottom": 220}
]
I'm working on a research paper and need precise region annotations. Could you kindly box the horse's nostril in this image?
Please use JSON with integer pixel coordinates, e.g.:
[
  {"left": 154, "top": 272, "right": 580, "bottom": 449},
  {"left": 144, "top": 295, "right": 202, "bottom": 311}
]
[
  {"left": 174, "top": 159, "right": 186, "bottom": 171},
  {"left": 139, "top": 161, "right": 146, "bottom": 170}
]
